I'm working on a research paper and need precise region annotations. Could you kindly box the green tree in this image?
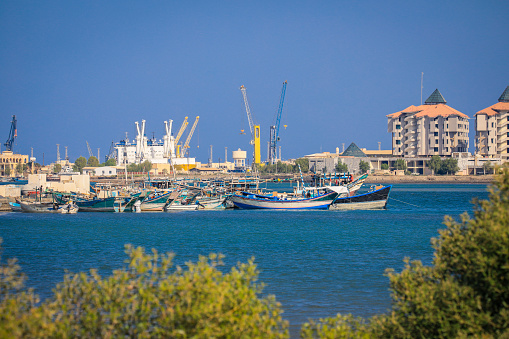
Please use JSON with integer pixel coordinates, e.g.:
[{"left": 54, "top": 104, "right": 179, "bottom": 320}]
[
  {"left": 74, "top": 156, "right": 87, "bottom": 174},
  {"left": 359, "top": 160, "right": 370, "bottom": 174},
  {"left": 427, "top": 155, "right": 442, "bottom": 175},
  {"left": 141, "top": 160, "right": 152, "bottom": 172},
  {"left": 4, "top": 166, "right": 11, "bottom": 177},
  {"left": 302, "top": 168, "right": 509, "bottom": 338},
  {"left": 395, "top": 158, "right": 407, "bottom": 171},
  {"left": 294, "top": 158, "right": 309, "bottom": 173},
  {"left": 104, "top": 158, "right": 116, "bottom": 167},
  {"left": 439, "top": 158, "right": 459, "bottom": 175},
  {"left": 482, "top": 160, "right": 493, "bottom": 175},
  {"left": 0, "top": 243, "right": 288, "bottom": 338},
  {"left": 381, "top": 163, "right": 389, "bottom": 170},
  {"left": 87, "top": 156, "right": 99, "bottom": 167},
  {"left": 335, "top": 161, "right": 348, "bottom": 173},
  {"left": 53, "top": 163, "right": 61, "bottom": 174}
]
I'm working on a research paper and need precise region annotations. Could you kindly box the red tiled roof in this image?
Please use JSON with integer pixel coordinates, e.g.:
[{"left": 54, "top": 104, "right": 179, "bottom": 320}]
[
  {"left": 387, "top": 103, "right": 468, "bottom": 119},
  {"left": 475, "top": 102, "right": 509, "bottom": 116}
]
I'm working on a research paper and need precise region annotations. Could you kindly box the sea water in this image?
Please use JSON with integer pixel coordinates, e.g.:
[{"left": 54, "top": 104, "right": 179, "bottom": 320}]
[{"left": 0, "top": 183, "right": 490, "bottom": 336}]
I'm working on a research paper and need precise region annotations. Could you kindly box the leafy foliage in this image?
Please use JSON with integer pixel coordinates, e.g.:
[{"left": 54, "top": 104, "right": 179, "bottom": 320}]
[
  {"left": 359, "top": 160, "right": 370, "bottom": 174},
  {"left": 395, "top": 159, "right": 407, "bottom": 171},
  {"left": 104, "top": 158, "right": 117, "bottom": 167},
  {"left": 0, "top": 245, "right": 288, "bottom": 338},
  {"left": 335, "top": 161, "right": 348, "bottom": 173},
  {"left": 427, "top": 156, "right": 459, "bottom": 175},
  {"left": 381, "top": 163, "right": 389, "bottom": 170},
  {"left": 483, "top": 160, "right": 493, "bottom": 175},
  {"left": 53, "top": 163, "right": 61, "bottom": 174},
  {"left": 294, "top": 158, "right": 309, "bottom": 173},
  {"left": 127, "top": 161, "right": 153, "bottom": 173},
  {"left": 87, "top": 156, "right": 99, "bottom": 167},
  {"left": 301, "top": 168, "right": 509, "bottom": 338},
  {"left": 73, "top": 156, "right": 87, "bottom": 173}
]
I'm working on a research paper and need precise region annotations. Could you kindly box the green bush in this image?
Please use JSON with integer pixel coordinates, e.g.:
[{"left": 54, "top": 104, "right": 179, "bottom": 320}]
[
  {"left": 0, "top": 245, "right": 288, "bottom": 338},
  {"left": 301, "top": 168, "right": 509, "bottom": 338}
]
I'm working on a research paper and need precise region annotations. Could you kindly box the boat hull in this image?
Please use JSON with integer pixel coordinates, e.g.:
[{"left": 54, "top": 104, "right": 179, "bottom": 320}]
[
  {"left": 231, "top": 191, "right": 338, "bottom": 210},
  {"left": 329, "top": 185, "right": 391, "bottom": 210}
]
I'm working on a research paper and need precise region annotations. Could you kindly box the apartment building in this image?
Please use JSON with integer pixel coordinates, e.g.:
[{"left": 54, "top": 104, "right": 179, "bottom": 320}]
[
  {"left": 475, "top": 86, "right": 509, "bottom": 161},
  {"left": 387, "top": 89, "right": 469, "bottom": 157}
]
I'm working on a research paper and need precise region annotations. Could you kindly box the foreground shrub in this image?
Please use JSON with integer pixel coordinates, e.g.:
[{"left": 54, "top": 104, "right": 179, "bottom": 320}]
[
  {"left": 0, "top": 246, "right": 288, "bottom": 338},
  {"left": 302, "top": 168, "right": 509, "bottom": 338}
]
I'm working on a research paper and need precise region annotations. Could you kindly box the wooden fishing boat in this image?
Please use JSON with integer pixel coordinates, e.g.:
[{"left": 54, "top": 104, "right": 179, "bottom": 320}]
[
  {"left": 329, "top": 185, "right": 392, "bottom": 210},
  {"left": 139, "top": 190, "right": 174, "bottom": 212},
  {"left": 230, "top": 186, "right": 346, "bottom": 210},
  {"left": 20, "top": 202, "right": 61, "bottom": 213},
  {"left": 196, "top": 195, "right": 226, "bottom": 209}
]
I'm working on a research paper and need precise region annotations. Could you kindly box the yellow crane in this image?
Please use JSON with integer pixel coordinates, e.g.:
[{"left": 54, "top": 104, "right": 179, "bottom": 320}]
[
  {"left": 174, "top": 117, "right": 188, "bottom": 158},
  {"left": 181, "top": 116, "right": 199, "bottom": 157},
  {"left": 240, "top": 85, "right": 261, "bottom": 164}
]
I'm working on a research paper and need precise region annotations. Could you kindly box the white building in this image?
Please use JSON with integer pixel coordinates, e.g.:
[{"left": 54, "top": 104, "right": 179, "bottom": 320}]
[{"left": 475, "top": 86, "right": 509, "bottom": 161}]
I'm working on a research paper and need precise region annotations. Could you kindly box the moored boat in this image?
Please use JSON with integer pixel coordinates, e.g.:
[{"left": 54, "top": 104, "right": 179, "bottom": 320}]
[
  {"left": 329, "top": 185, "right": 392, "bottom": 210},
  {"left": 230, "top": 186, "right": 346, "bottom": 210}
]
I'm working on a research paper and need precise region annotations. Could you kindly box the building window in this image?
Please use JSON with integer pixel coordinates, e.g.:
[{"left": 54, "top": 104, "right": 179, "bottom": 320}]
[
  {"left": 396, "top": 125, "right": 401, "bottom": 129},
  {"left": 491, "top": 138, "right": 494, "bottom": 143},
  {"left": 492, "top": 122, "right": 494, "bottom": 127},
  {"left": 434, "top": 147, "right": 438, "bottom": 152},
  {"left": 435, "top": 139, "right": 439, "bottom": 144},
  {"left": 434, "top": 132, "right": 438, "bottom": 136},
  {"left": 396, "top": 140, "right": 401, "bottom": 145}
]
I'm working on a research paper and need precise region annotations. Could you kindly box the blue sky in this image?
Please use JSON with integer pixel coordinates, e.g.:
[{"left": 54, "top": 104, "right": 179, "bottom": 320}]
[{"left": 1, "top": 1, "right": 508, "bottom": 164}]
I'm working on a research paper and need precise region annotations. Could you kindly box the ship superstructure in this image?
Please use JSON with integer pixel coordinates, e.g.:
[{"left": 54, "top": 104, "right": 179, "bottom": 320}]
[{"left": 115, "top": 119, "right": 197, "bottom": 169}]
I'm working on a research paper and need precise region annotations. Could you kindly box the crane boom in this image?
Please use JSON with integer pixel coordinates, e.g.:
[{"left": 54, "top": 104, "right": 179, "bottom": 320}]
[
  {"left": 174, "top": 117, "right": 188, "bottom": 146},
  {"left": 239, "top": 85, "right": 261, "bottom": 164},
  {"left": 269, "top": 81, "right": 287, "bottom": 164},
  {"left": 4, "top": 115, "right": 17, "bottom": 152},
  {"left": 86, "top": 141, "right": 93, "bottom": 157},
  {"left": 181, "top": 116, "right": 199, "bottom": 157}
]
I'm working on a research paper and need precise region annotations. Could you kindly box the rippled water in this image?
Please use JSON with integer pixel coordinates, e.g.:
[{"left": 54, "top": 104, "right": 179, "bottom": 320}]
[{"left": 0, "top": 183, "right": 490, "bottom": 336}]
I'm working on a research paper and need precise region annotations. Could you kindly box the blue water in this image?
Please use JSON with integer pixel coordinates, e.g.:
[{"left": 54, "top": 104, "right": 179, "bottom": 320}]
[{"left": 0, "top": 183, "right": 490, "bottom": 336}]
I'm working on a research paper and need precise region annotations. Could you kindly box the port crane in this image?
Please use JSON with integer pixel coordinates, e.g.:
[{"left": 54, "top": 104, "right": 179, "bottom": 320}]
[
  {"left": 181, "top": 116, "right": 199, "bottom": 157},
  {"left": 86, "top": 141, "right": 94, "bottom": 158},
  {"left": 4, "top": 115, "right": 17, "bottom": 152},
  {"left": 174, "top": 117, "right": 189, "bottom": 157},
  {"left": 269, "top": 81, "right": 287, "bottom": 165},
  {"left": 240, "top": 85, "right": 261, "bottom": 165}
]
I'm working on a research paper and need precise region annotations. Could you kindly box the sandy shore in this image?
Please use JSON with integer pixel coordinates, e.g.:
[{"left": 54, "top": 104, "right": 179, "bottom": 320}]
[{"left": 365, "top": 175, "right": 495, "bottom": 184}]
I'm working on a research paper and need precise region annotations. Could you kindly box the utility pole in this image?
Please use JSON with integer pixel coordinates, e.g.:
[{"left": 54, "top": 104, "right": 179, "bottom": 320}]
[
  {"left": 421, "top": 72, "right": 424, "bottom": 105},
  {"left": 225, "top": 147, "right": 227, "bottom": 163},
  {"left": 65, "top": 146, "right": 68, "bottom": 161},
  {"left": 97, "top": 148, "right": 100, "bottom": 162},
  {"left": 342, "top": 143, "right": 345, "bottom": 153},
  {"left": 209, "top": 145, "right": 213, "bottom": 166},
  {"left": 378, "top": 142, "right": 381, "bottom": 151},
  {"left": 279, "top": 146, "right": 281, "bottom": 161},
  {"left": 56, "top": 144, "right": 60, "bottom": 163}
]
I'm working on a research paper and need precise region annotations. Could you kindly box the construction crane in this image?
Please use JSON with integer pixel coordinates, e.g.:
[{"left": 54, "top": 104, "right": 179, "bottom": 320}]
[
  {"left": 240, "top": 85, "right": 261, "bottom": 165},
  {"left": 86, "top": 141, "right": 94, "bottom": 158},
  {"left": 174, "top": 117, "right": 189, "bottom": 157},
  {"left": 269, "top": 81, "right": 287, "bottom": 165},
  {"left": 181, "top": 116, "right": 199, "bottom": 157},
  {"left": 106, "top": 141, "right": 116, "bottom": 162},
  {"left": 4, "top": 115, "right": 17, "bottom": 152}
]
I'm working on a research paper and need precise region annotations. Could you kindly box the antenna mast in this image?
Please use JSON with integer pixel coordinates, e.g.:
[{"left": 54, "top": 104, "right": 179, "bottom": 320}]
[{"left": 421, "top": 72, "right": 424, "bottom": 105}]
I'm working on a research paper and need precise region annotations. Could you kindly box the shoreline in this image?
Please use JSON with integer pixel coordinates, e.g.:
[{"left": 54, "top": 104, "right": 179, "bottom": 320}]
[{"left": 364, "top": 175, "right": 494, "bottom": 184}]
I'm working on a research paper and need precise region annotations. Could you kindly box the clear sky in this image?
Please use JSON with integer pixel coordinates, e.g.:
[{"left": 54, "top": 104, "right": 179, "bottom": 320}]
[{"left": 1, "top": 1, "right": 508, "bottom": 164}]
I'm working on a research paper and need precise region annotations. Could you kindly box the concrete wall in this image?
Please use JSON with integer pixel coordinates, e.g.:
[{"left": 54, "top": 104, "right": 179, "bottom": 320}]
[{"left": 0, "top": 185, "right": 21, "bottom": 197}]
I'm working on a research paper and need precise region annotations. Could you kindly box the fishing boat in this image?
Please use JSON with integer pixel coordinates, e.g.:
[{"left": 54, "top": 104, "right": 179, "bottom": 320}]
[
  {"left": 75, "top": 196, "right": 119, "bottom": 212},
  {"left": 19, "top": 201, "right": 79, "bottom": 214},
  {"left": 230, "top": 186, "right": 347, "bottom": 210},
  {"left": 60, "top": 202, "right": 79, "bottom": 214},
  {"left": 164, "top": 201, "right": 199, "bottom": 211},
  {"left": 8, "top": 201, "right": 21, "bottom": 212},
  {"left": 196, "top": 195, "right": 227, "bottom": 209},
  {"left": 139, "top": 190, "right": 174, "bottom": 212},
  {"left": 329, "top": 185, "right": 392, "bottom": 210}
]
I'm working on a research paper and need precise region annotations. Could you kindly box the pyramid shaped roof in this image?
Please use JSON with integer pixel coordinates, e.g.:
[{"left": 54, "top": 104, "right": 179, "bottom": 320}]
[
  {"left": 342, "top": 143, "right": 366, "bottom": 157},
  {"left": 425, "top": 89, "right": 447, "bottom": 105},
  {"left": 498, "top": 86, "right": 509, "bottom": 102}
]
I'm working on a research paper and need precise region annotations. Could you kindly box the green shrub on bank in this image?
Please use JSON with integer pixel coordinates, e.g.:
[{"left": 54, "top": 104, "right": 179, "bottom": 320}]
[
  {"left": 0, "top": 246, "right": 288, "bottom": 338},
  {"left": 301, "top": 168, "right": 509, "bottom": 338}
]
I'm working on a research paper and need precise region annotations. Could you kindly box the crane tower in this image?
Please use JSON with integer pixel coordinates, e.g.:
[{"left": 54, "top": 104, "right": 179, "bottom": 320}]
[
  {"left": 240, "top": 85, "right": 261, "bottom": 165},
  {"left": 269, "top": 81, "right": 287, "bottom": 164}
]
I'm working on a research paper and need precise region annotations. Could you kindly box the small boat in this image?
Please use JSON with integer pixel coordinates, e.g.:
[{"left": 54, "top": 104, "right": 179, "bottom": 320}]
[
  {"left": 20, "top": 202, "right": 61, "bottom": 213},
  {"left": 164, "top": 202, "right": 199, "bottom": 211},
  {"left": 60, "top": 202, "right": 79, "bottom": 214},
  {"left": 329, "top": 185, "right": 392, "bottom": 210},
  {"left": 196, "top": 196, "right": 226, "bottom": 210},
  {"left": 230, "top": 186, "right": 346, "bottom": 210},
  {"left": 140, "top": 190, "right": 174, "bottom": 212},
  {"left": 8, "top": 201, "right": 21, "bottom": 212}
]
